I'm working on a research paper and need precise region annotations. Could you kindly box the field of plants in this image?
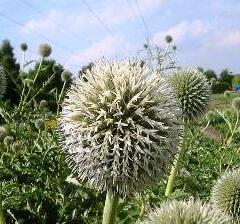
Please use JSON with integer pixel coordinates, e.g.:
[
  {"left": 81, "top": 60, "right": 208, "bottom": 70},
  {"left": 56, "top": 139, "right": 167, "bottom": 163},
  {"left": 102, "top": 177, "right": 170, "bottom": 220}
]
[{"left": 0, "top": 42, "right": 240, "bottom": 224}]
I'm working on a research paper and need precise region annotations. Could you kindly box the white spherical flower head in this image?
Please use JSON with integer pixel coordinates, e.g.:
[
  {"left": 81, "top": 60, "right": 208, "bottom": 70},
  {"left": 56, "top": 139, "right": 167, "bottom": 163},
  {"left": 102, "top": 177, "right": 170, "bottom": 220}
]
[
  {"left": 59, "top": 60, "right": 182, "bottom": 197},
  {"left": 139, "top": 200, "right": 230, "bottom": 224},
  {"left": 170, "top": 69, "right": 211, "bottom": 121},
  {"left": 211, "top": 168, "right": 240, "bottom": 222}
]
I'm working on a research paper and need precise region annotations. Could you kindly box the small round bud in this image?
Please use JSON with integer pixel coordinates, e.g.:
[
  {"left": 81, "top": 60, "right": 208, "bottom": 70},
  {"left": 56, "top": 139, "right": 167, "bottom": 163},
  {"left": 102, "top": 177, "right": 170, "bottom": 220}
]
[
  {"left": 165, "top": 35, "right": 173, "bottom": 43},
  {"left": 34, "top": 119, "right": 45, "bottom": 130},
  {"left": 224, "top": 90, "right": 231, "bottom": 98},
  {"left": 4, "top": 136, "right": 14, "bottom": 146},
  {"left": 61, "top": 70, "right": 72, "bottom": 82},
  {"left": 232, "top": 97, "right": 240, "bottom": 111},
  {"left": 172, "top": 45, "right": 177, "bottom": 51},
  {"left": 20, "top": 43, "right": 28, "bottom": 52},
  {"left": 53, "top": 64, "right": 61, "bottom": 74},
  {"left": 143, "top": 43, "right": 148, "bottom": 49},
  {"left": 38, "top": 43, "right": 52, "bottom": 57}
]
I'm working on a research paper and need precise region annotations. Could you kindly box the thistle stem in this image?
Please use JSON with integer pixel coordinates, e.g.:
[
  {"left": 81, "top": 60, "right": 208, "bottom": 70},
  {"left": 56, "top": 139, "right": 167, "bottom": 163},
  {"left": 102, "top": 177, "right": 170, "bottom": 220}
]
[{"left": 102, "top": 190, "right": 118, "bottom": 224}]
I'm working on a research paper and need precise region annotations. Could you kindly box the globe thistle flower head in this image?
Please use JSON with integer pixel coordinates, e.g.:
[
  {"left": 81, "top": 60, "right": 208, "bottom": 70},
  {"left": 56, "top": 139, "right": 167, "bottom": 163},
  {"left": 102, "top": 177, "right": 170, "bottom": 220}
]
[
  {"left": 211, "top": 168, "right": 240, "bottom": 222},
  {"left": 165, "top": 35, "right": 173, "bottom": 43},
  {"left": 224, "top": 90, "right": 231, "bottom": 98},
  {"left": 232, "top": 97, "right": 240, "bottom": 111},
  {"left": 61, "top": 70, "right": 72, "bottom": 82},
  {"left": 59, "top": 60, "right": 182, "bottom": 197},
  {"left": 169, "top": 69, "right": 211, "bottom": 121},
  {"left": 34, "top": 119, "right": 45, "bottom": 130},
  {"left": 38, "top": 43, "right": 52, "bottom": 57},
  {"left": 11, "top": 142, "right": 21, "bottom": 151},
  {"left": 0, "top": 66, "right": 7, "bottom": 98},
  {"left": 20, "top": 43, "right": 28, "bottom": 51},
  {"left": 139, "top": 200, "right": 230, "bottom": 224},
  {"left": 4, "top": 136, "right": 14, "bottom": 147}
]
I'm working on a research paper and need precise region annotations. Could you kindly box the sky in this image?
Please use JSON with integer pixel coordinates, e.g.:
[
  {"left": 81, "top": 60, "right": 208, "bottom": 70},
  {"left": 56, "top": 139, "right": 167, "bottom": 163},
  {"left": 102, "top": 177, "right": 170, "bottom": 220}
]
[{"left": 0, "top": 0, "right": 240, "bottom": 75}]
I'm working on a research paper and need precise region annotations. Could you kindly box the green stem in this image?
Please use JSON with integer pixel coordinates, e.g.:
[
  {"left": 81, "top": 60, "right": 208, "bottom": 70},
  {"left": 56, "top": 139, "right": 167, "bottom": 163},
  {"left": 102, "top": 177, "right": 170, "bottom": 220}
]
[
  {"left": 0, "top": 182, "right": 5, "bottom": 224},
  {"left": 102, "top": 190, "right": 118, "bottom": 224},
  {"left": 165, "top": 149, "right": 183, "bottom": 196},
  {"left": 57, "top": 81, "right": 67, "bottom": 116}
]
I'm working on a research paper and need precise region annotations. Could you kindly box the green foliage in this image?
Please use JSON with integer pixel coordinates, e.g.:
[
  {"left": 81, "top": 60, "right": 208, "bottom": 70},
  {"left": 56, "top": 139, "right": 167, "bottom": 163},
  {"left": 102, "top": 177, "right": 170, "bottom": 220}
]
[
  {"left": 0, "top": 66, "right": 7, "bottom": 98},
  {"left": 212, "top": 82, "right": 230, "bottom": 94},
  {"left": 219, "top": 69, "right": 233, "bottom": 87},
  {"left": 204, "top": 69, "right": 217, "bottom": 81}
]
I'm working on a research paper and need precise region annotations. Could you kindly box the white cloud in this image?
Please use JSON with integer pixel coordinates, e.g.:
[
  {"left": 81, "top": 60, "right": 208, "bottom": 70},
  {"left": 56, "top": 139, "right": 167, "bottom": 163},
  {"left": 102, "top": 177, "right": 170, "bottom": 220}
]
[
  {"left": 65, "top": 36, "right": 122, "bottom": 66},
  {"left": 152, "top": 20, "right": 208, "bottom": 44},
  {"left": 219, "top": 29, "right": 240, "bottom": 46},
  {"left": 21, "top": 0, "right": 165, "bottom": 35}
]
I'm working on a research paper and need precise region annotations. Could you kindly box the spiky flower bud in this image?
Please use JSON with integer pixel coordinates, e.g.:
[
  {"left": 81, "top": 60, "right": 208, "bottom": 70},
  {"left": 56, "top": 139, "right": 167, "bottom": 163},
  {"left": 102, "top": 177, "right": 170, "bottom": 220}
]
[
  {"left": 59, "top": 60, "right": 182, "bottom": 197},
  {"left": 24, "top": 79, "right": 34, "bottom": 88},
  {"left": 165, "top": 35, "right": 173, "bottom": 43},
  {"left": 211, "top": 168, "right": 240, "bottom": 222},
  {"left": 139, "top": 200, "right": 230, "bottom": 224},
  {"left": 34, "top": 119, "right": 45, "bottom": 130},
  {"left": 20, "top": 43, "right": 28, "bottom": 52},
  {"left": 0, "top": 126, "right": 7, "bottom": 139},
  {"left": 61, "top": 70, "right": 72, "bottom": 82},
  {"left": 232, "top": 97, "right": 240, "bottom": 111},
  {"left": 38, "top": 43, "right": 52, "bottom": 57},
  {"left": 4, "top": 136, "right": 14, "bottom": 147},
  {"left": 224, "top": 90, "right": 231, "bottom": 98},
  {"left": 169, "top": 69, "right": 211, "bottom": 121},
  {"left": 0, "top": 66, "right": 7, "bottom": 98}
]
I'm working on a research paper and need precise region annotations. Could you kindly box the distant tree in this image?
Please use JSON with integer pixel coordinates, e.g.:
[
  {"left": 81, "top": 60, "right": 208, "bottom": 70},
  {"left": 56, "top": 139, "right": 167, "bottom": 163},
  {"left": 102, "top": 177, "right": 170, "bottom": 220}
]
[
  {"left": 219, "top": 68, "right": 233, "bottom": 87},
  {"left": 204, "top": 69, "right": 217, "bottom": 81},
  {"left": 0, "top": 39, "right": 20, "bottom": 104}
]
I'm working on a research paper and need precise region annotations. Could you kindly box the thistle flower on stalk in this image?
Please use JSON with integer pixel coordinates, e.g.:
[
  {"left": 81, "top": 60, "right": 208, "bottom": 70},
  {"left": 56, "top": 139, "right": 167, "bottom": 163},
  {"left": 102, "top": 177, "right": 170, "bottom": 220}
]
[
  {"left": 34, "top": 118, "right": 45, "bottom": 130},
  {"left": 169, "top": 69, "right": 211, "bottom": 121},
  {"left": 4, "top": 136, "right": 14, "bottom": 147},
  {"left": 61, "top": 70, "right": 72, "bottom": 82},
  {"left": 20, "top": 43, "right": 28, "bottom": 52},
  {"left": 0, "top": 66, "right": 7, "bottom": 98},
  {"left": 165, "top": 35, "right": 173, "bottom": 43},
  {"left": 139, "top": 200, "right": 230, "bottom": 224},
  {"left": 211, "top": 168, "right": 240, "bottom": 222},
  {"left": 38, "top": 43, "right": 52, "bottom": 58},
  {"left": 59, "top": 60, "right": 182, "bottom": 197},
  {"left": 0, "top": 126, "right": 7, "bottom": 139}
]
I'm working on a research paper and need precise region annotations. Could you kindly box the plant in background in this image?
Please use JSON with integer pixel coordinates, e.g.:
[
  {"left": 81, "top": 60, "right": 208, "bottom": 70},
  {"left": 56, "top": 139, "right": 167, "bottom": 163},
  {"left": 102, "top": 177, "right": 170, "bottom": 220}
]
[
  {"left": 232, "top": 97, "right": 240, "bottom": 111},
  {"left": 0, "top": 66, "right": 7, "bottom": 98},
  {"left": 165, "top": 69, "right": 211, "bottom": 196},
  {"left": 59, "top": 60, "right": 182, "bottom": 224},
  {"left": 211, "top": 168, "right": 240, "bottom": 222},
  {"left": 224, "top": 90, "right": 231, "bottom": 99},
  {"left": 139, "top": 200, "right": 229, "bottom": 224}
]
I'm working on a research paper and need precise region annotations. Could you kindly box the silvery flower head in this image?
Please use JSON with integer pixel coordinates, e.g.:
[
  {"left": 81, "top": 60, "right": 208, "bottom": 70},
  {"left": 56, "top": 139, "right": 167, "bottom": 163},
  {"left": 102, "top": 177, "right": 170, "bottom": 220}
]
[
  {"left": 0, "top": 66, "right": 7, "bottom": 98},
  {"left": 38, "top": 43, "right": 52, "bottom": 58},
  {"left": 139, "top": 200, "right": 230, "bottom": 224},
  {"left": 211, "top": 168, "right": 240, "bottom": 222},
  {"left": 59, "top": 60, "right": 182, "bottom": 197},
  {"left": 169, "top": 69, "right": 211, "bottom": 121}
]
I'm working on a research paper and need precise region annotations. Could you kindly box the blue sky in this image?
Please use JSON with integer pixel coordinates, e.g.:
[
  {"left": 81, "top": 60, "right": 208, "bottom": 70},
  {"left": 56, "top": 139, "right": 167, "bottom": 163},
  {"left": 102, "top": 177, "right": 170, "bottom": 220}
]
[{"left": 0, "top": 0, "right": 240, "bottom": 74}]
